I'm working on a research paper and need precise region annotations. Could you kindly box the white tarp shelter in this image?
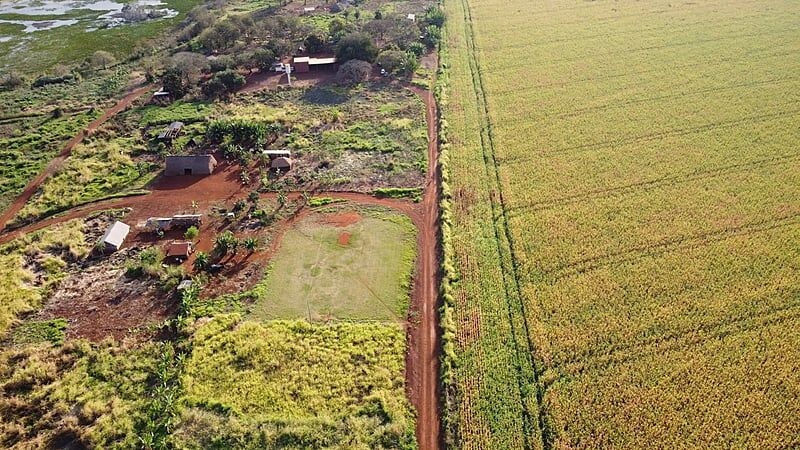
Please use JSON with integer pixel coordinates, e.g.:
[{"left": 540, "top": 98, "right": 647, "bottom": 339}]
[{"left": 101, "top": 221, "right": 130, "bottom": 251}]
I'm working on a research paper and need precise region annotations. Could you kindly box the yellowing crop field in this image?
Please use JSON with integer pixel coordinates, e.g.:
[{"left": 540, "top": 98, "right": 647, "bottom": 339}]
[{"left": 440, "top": 0, "right": 800, "bottom": 448}]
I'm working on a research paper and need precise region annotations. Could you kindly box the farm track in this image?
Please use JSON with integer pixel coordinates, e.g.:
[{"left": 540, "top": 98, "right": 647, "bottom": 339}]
[
  {"left": 459, "top": 0, "right": 545, "bottom": 447},
  {"left": 0, "top": 80, "right": 443, "bottom": 450},
  {"left": 0, "top": 83, "right": 154, "bottom": 231}
]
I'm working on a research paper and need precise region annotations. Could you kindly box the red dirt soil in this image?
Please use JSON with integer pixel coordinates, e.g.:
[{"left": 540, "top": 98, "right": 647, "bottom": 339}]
[
  {"left": 323, "top": 211, "right": 362, "bottom": 227},
  {"left": 337, "top": 231, "right": 351, "bottom": 246}
]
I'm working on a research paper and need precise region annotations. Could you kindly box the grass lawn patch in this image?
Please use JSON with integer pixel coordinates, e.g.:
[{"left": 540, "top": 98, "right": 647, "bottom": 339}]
[{"left": 248, "top": 208, "right": 416, "bottom": 322}]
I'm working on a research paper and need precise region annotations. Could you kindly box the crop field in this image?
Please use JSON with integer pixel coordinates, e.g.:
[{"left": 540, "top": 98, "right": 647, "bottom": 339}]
[{"left": 442, "top": 0, "right": 800, "bottom": 448}]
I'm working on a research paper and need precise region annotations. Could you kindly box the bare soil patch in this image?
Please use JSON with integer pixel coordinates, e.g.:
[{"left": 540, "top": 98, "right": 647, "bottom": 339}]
[
  {"left": 35, "top": 248, "right": 176, "bottom": 342},
  {"left": 337, "top": 231, "right": 351, "bottom": 246},
  {"left": 323, "top": 211, "right": 362, "bottom": 228}
]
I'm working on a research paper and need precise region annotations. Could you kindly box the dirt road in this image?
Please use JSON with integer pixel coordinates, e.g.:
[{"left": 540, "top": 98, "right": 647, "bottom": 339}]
[
  {"left": 0, "top": 84, "right": 153, "bottom": 231},
  {"left": 407, "top": 85, "right": 442, "bottom": 450}
]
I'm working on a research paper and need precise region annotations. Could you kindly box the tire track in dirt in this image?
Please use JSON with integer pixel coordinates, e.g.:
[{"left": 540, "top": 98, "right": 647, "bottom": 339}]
[{"left": 0, "top": 83, "right": 154, "bottom": 231}]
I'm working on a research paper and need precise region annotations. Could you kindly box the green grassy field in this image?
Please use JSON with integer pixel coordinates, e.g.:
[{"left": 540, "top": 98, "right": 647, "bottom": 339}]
[
  {"left": 250, "top": 208, "right": 416, "bottom": 322},
  {"left": 442, "top": 0, "right": 800, "bottom": 448}
]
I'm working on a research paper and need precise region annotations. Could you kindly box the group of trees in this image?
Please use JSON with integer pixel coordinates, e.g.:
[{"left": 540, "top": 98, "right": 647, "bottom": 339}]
[{"left": 156, "top": 3, "right": 446, "bottom": 97}]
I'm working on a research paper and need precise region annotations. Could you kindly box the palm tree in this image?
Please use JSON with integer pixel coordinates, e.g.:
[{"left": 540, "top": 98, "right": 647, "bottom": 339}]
[
  {"left": 193, "top": 251, "right": 209, "bottom": 271},
  {"left": 244, "top": 237, "right": 259, "bottom": 253}
]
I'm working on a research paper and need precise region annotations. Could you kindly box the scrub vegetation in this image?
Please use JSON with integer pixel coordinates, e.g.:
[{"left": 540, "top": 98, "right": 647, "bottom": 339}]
[{"left": 442, "top": 0, "right": 800, "bottom": 448}]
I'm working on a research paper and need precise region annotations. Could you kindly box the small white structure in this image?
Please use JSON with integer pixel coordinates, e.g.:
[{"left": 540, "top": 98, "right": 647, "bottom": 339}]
[
  {"left": 407, "top": 13, "right": 416, "bottom": 21},
  {"left": 101, "top": 221, "right": 130, "bottom": 252},
  {"left": 303, "top": 6, "right": 316, "bottom": 13},
  {"left": 177, "top": 280, "right": 194, "bottom": 291}
]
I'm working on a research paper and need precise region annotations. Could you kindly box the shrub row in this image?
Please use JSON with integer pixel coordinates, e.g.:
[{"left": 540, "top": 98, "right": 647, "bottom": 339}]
[{"left": 433, "top": 9, "right": 460, "bottom": 447}]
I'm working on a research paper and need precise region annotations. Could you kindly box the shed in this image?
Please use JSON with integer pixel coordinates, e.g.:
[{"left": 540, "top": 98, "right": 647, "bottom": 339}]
[
  {"left": 293, "top": 56, "right": 310, "bottom": 73},
  {"left": 293, "top": 56, "right": 337, "bottom": 73},
  {"left": 171, "top": 214, "right": 202, "bottom": 228},
  {"left": 303, "top": 6, "right": 316, "bottom": 13},
  {"left": 100, "top": 221, "right": 130, "bottom": 251},
  {"left": 158, "top": 121, "right": 184, "bottom": 140},
  {"left": 407, "top": 13, "right": 416, "bottom": 20},
  {"left": 165, "top": 155, "right": 217, "bottom": 176},
  {"left": 270, "top": 156, "right": 293, "bottom": 171},
  {"left": 166, "top": 241, "right": 193, "bottom": 262}
]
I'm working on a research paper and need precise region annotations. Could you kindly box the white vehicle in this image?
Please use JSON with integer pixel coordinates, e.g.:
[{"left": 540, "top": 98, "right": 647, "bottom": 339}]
[{"left": 271, "top": 62, "right": 289, "bottom": 72}]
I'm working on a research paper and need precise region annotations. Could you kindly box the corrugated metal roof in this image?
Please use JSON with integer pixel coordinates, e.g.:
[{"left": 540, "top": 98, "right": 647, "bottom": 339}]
[
  {"left": 309, "top": 57, "right": 337, "bottom": 65},
  {"left": 167, "top": 242, "right": 192, "bottom": 257},
  {"left": 101, "top": 221, "right": 130, "bottom": 249}
]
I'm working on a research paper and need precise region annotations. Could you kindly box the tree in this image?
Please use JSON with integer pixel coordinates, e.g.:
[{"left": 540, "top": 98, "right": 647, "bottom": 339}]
[
  {"left": 193, "top": 251, "right": 209, "bottom": 271},
  {"left": 162, "top": 67, "right": 191, "bottom": 99},
  {"left": 377, "top": 50, "right": 407, "bottom": 74},
  {"left": 203, "top": 69, "right": 245, "bottom": 98},
  {"left": 213, "top": 231, "right": 238, "bottom": 257},
  {"left": 87, "top": 50, "right": 116, "bottom": 69},
  {"left": 407, "top": 42, "right": 426, "bottom": 57},
  {"left": 335, "top": 32, "right": 378, "bottom": 63},
  {"left": 424, "top": 6, "right": 446, "bottom": 28},
  {"left": 184, "top": 226, "right": 199, "bottom": 240},
  {"left": 328, "top": 17, "right": 354, "bottom": 43},
  {"left": 198, "top": 20, "right": 241, "bottom": 52},
  {"left": 249, "top": 48, "right": 276, "bottom": 72},
  {"left": 336, "top": 59, "right": 372, "bottom": 85},
  {"left": 162, "top": 52, "right": 209, "bottom": 98},
  {"left": 423, "top": 25, "right": 442, "bottom": 49},
  {"left": 304, "top": 33, "right": 327, "bottom": 54}
]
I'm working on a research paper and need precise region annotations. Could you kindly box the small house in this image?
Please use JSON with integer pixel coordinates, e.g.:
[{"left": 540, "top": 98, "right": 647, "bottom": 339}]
[
  {"left": 293, "top": 56, "right": 310, "bottom": 73},
  {"left": 100, "top": 221, "right": 130, "bottom": 252},
  {"left": 165, "top": 155, "right": 217, "bottom": 176},
  {"left": 293, "top": 56, "right": 337, "bottom": 73},
  {"left": 166, "top": 241, "right": 193, "bottom": 263},
  {"left": 407, "top": 13, "right": 416, "bottom": 21},
  {"left": 158, "top": 121, "right": 184, "bottom": 141}
]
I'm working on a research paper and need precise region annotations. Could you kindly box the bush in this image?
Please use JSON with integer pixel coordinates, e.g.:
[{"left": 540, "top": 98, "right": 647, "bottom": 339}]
[
  {"left": 335, "top": 32, "right": 378, "bottom": 63},
  {"left": 203, "top": 69, "right": 245, "bottom": 98},
  {"left": 424, "top": 6, "right": 446, "bottom": 28},
  {"left": 377, "top": 50, "right": 414, "bottom": 75},
  {"left": 336, "top": 60, "right": 372, "bottom": 86},
  {"left": 86, "top": 50, "right": 116, "bottom": 70},
  {"left": 0, "top": 71, "right": 25, "bottom": 91},
  {"left": 423, "top": 25, "right": 442, "bottom": 49},
  {"left": 185, "top": 226, "right": 200, "bottom": 240}
]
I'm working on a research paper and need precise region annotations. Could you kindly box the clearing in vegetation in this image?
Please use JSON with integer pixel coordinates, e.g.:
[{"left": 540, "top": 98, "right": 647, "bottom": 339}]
[
  {"left": 251, "top": 207, "right": 416, "bottom": 322},
  {"left": 442, "top": 0, "right": 800, "bottom": 448}
]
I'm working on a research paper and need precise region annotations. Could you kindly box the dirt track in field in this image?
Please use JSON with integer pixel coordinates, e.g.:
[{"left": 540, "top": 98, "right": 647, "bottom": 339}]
[
  {"left": 0, "top": 84, "right": 153, "bottom": 231},
  {"left": 0, "top": 79, "right": 443, "bottom": 450}
]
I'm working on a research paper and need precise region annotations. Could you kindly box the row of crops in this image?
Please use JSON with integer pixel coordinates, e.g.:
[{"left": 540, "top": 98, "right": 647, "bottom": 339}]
[{"left": 441, "top": 0, "right": 800, "bottom": 447}]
